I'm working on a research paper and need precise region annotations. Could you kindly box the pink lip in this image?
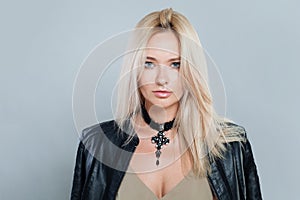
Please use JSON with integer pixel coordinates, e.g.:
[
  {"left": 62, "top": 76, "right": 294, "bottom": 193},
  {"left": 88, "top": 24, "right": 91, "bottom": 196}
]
[{"left": 153, "top": 90, "right": 172, "bottom": 98}]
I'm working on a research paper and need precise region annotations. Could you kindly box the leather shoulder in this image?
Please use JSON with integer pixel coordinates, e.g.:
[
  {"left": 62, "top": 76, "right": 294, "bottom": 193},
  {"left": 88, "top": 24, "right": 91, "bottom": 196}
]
[{"left": 80, "top": 120, "right": 116, "bottom": 139}]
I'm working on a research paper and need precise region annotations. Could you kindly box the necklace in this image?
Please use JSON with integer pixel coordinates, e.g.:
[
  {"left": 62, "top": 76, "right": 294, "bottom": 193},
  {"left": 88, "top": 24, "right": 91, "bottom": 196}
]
[{"left": 141, "top": 105, "right": 175, "bottom": 166}]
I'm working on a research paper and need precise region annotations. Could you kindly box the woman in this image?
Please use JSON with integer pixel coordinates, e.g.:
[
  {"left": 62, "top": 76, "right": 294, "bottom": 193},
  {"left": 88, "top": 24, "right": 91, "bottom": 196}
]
[{"left": 71, "top": 8, "right": 262, "bottom": 200}]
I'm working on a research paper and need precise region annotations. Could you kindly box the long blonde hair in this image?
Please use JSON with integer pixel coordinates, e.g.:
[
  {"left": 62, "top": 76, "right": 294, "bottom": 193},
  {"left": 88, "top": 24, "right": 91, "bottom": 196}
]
[{"left": 115, "top": 8, "right": 244, "bottom": 176}]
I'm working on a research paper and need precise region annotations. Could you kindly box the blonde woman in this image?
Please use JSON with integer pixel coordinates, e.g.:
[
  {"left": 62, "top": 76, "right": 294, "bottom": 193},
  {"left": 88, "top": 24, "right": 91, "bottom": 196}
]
[{"left": 71, "top": 8, "right": 262, "bottom": 200}]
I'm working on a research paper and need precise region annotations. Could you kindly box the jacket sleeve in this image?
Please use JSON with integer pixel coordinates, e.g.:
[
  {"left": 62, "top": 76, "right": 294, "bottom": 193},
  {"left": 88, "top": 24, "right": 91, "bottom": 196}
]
[
  {"left": 70, "top": 142, "right": 86, "bottom": 200},
  {"left": 242, "top": 136, "right": 263, "bottom": 199}
]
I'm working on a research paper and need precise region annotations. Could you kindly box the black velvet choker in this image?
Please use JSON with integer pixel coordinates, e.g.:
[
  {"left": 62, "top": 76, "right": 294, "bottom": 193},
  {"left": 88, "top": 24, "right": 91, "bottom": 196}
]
[{"left": 141, "top": 105, "right": 175, "bottom": 166}]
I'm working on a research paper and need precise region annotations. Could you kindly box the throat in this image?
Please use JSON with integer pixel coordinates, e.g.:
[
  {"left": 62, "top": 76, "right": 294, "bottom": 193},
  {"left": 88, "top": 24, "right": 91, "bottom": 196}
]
[
  {"left": 143, "top": 103, "right": 178, "bottom": 124},
  {"left": 140, "top": 104, "right": 175, "bottom": 136}
]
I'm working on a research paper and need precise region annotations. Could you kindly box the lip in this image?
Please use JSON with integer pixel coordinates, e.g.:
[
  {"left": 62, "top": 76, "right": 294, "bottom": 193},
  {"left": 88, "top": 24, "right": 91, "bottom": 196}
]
[{"left": 153, "top": 90, "right": 172, "bottom": 98}]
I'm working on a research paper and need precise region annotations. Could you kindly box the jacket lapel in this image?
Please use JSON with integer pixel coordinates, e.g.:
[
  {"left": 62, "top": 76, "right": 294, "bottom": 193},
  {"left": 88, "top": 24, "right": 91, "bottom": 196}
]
[{"left": 208, "top": 159, "right": 233, "bottom": 200}]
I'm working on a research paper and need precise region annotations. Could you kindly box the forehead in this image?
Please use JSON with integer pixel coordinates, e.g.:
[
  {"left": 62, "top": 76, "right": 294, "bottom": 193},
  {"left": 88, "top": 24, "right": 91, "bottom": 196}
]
[{"left": 145, "top": 31, "right": 180, "bottom": 57}]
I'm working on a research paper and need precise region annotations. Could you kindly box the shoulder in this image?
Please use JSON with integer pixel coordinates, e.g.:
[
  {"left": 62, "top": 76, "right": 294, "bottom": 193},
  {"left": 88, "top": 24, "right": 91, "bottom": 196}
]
[
  {"left": 76, "top": 120, "right": 137, "bottom": 172},
  {"left": 216, "top": 120, "right": 254, "bottom": 162},
  {"left": 77, "top": 120, "right": 125, "bottom": 156},
  {"left": 80, "top": 120, "right": 116, "bottom": 138},
  {"left": 219, "top": 120, "right": 258, "bottom": 163},
  {"left": 220, "top": 119, "right": 248, "bottom": 143},
  {"left": 79, "top": 119, "right": 138, "bottom": 151},
  {"left": 80, "top": 120, "right": 121, "bottom": 143}
]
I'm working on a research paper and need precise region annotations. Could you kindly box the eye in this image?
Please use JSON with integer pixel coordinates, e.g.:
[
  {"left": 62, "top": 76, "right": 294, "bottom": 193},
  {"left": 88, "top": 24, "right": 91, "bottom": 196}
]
[
  {"left": 170, "top": 62, "right": 180, "bottom": 69},
  {"left": 144, "top": 61, "right": 155, "bottom": 69}
]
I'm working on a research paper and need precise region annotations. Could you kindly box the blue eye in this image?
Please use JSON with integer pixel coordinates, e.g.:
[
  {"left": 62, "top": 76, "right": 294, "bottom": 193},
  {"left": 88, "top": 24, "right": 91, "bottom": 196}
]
[
  {"left": 144, "top": 61, "right": 155, "bottom": 69},
  {"left": 171, "top": 62, "right": 180, "bottom": 68}
]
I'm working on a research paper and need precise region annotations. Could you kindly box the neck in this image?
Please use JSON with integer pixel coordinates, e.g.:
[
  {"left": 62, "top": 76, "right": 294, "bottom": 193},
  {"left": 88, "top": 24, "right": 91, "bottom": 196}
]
[{"left": 143, "top": 102, "right": 178, "bottom": 124}]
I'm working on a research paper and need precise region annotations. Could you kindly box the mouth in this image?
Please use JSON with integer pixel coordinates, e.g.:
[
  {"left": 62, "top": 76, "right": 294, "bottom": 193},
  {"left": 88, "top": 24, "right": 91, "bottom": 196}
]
[{"left": 152, "top": 90, "right": 172, "bottom": 98}]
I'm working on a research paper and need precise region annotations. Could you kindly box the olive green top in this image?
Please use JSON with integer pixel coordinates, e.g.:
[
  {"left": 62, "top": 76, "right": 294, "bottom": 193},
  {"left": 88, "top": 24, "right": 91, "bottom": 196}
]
[{"left": 116, "top": 171, "right": 213, "bottom": 200}]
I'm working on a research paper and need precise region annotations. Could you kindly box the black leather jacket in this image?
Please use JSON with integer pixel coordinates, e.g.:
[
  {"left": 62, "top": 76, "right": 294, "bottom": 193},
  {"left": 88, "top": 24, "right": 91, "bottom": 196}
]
[{"left": 71, "top": 120, "right": 262, "bottom": 200}]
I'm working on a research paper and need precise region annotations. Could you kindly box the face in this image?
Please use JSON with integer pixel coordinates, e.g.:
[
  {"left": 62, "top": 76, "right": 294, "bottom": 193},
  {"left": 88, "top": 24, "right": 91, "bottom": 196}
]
[{"left": 139, "top": 31, "right": 184, "bottom": 111}]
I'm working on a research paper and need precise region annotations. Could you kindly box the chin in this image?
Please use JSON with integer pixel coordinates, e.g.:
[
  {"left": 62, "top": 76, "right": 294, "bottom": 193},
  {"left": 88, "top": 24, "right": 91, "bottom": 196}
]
[{"left": 147, "top": 100, "right": 179, "bottom": 109}]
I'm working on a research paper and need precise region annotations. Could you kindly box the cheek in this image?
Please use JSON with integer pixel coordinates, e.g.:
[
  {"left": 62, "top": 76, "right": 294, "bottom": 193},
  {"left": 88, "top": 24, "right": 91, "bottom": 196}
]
[
  {"left": 175, "top": 83, "right": 184, "bottom": 98},
  {"left": 139, "top": 84, "right": 152, "bottom": 98},
  {"left": 139, "top": 70, "right": 156, "bottom": 86},
  {"left": 138, "top": 71, "right": 156, "bottom": 98},
  {"left": 138, "top": 75, "right": 150, "bottom": 95},
  {"left": 172, "top": 75, "right": 184, "bottom": 97}
]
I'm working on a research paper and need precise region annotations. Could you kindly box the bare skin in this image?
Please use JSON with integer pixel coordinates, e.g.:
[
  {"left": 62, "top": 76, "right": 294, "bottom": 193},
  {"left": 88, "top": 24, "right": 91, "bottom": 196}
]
[
  {"left": 130, "top": 31, "right": 192, "bottom": 198},
  {"left": 130, "top": 115, "right": 192, "bottom": 198}
]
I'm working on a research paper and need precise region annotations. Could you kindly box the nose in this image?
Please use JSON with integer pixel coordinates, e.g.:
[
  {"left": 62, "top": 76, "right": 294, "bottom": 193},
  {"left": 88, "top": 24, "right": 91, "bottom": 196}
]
[{"left": 155, "top": 65, "right": 168, "bottom": 86}]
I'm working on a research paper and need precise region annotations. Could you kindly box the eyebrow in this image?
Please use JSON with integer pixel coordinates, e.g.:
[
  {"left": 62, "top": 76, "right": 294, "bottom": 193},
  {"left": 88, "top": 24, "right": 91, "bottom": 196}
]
[{"left": 146, "top": 56, "right": 180, "bottom": 62}]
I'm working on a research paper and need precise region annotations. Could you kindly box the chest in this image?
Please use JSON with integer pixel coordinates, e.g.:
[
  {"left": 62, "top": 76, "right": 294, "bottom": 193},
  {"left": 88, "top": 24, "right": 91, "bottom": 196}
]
[
  {"left": 137, "top": 161, "right": 186, "bottom": 198},
  {"left": 117, "top": 165, "right": 214, "bottom": 200},
  {"left": 128, "top": 133, "right": 192, "bottom": 196}
]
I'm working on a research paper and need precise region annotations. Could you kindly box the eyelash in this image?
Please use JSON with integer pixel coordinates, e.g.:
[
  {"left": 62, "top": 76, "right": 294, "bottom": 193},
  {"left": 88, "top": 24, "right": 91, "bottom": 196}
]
[
  {"left": 144, "top": 61, "right": 180, "bottom": 69},
  {"left": 170, "top": 62, "right": 180, "bottom": 68},
  {"left": 144, "top": 61, "right": 155, "bottom": 69}
]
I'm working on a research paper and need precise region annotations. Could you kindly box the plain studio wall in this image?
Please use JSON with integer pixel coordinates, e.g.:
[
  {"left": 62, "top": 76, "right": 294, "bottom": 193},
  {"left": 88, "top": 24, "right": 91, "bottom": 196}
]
[{"left": 0, "top": 0, "right": 299, "bottom": 199}]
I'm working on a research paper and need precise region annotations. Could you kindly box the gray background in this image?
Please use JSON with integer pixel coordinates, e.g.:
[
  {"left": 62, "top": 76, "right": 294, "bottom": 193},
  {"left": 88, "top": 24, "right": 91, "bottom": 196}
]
[{"left": 1, "top": 0, "right": 299, "bottom": 199}]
